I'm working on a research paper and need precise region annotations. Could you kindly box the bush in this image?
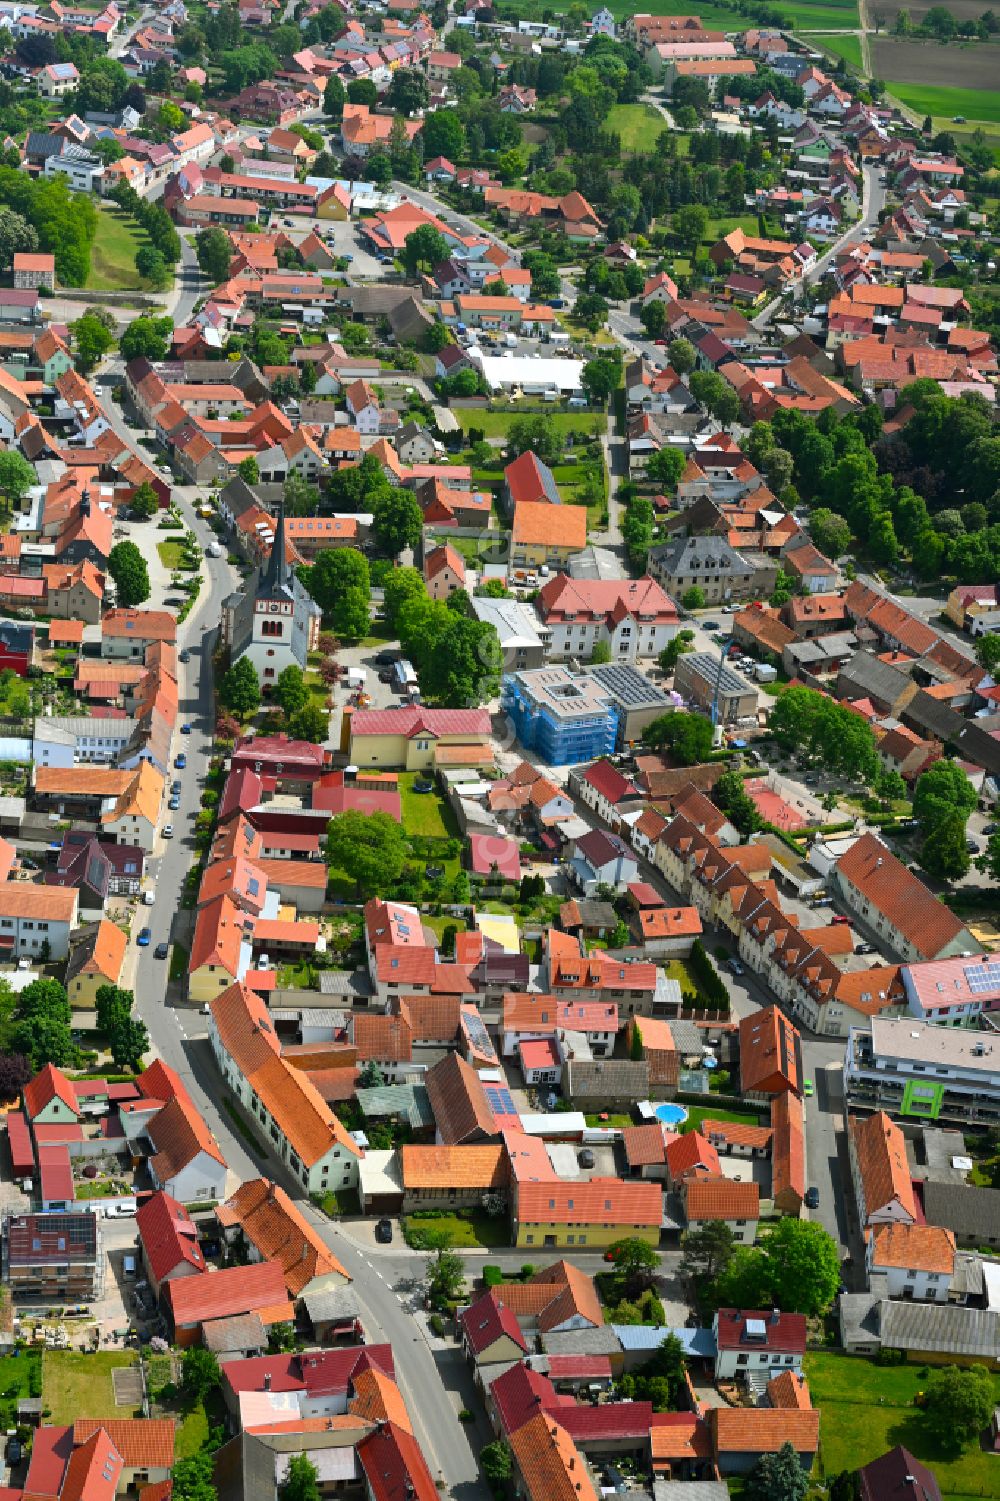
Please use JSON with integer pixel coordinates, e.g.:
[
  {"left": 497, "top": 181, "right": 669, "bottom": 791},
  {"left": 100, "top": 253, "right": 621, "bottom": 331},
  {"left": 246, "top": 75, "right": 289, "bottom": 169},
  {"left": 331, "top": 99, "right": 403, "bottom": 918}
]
[
  {"left": 429, "top": 1313, "right": 445, "bottom": 1337},
  {"left": 876, "top": 1346, "right": 905, "bottom": 1366},
  {"left": 483, "top": 1265, "right": 504, "bottom": 1288},
  {"left": 458, "top": 1408, "right": 474, "bottom": 1422}
]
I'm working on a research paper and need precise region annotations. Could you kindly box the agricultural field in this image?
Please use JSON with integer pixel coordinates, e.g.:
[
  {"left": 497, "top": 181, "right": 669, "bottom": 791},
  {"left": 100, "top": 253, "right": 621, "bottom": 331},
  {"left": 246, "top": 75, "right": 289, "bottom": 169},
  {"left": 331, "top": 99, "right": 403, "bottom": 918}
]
[
  {"left": 874, "top": 0, "right": 994, "bottom": 22},
  {"left": 605, "top": 103, "right": 669, "bottom": 151},
  {"left": 83, "top": 207, "right": 153, "bottom": 292},
  {"left": 454, "top": 409, "right": 603, "bottom": 441},
  {"left": 872, "top": 37, "right": 1000, "bottom": 122},
  {"left": 771, "top": 0, "right": 861, "bottom": 27},
  {"left": 813, "top": 32, "right": 865, "bottom": 67}
]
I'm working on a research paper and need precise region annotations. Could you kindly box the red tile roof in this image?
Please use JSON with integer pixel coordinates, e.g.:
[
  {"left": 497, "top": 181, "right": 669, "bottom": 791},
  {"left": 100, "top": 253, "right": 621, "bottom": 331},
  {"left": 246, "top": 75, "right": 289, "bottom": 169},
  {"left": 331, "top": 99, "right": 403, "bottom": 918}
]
[
  {"left": 135, "top": 1190, "right": 206, "bottom": 1285},
  {"left": 516, "top": 1179, "right": 662, "bottom": 1229},
  {"left": 166, "top": 1260, "right": 289, "bottom": 1329},
  {"left": 23, "top": 1064, "right": 78, "bottom": 1121},
  {"left": 685, "top": 1177, "right": 760, "bottom": 1222},
  {"left": 461, "top": 1291, "right": 529, "bottom": 1357},
  {"left": 358, "top": 1423, "right": 439, "bottom": 1501},
  {"left": 488, "top": 1363, "right": 560, "bottom": 1436},
  {"left": 72, "top": 1421, "right": 175, "bottom": 1471},
  {"left": 836, "top": 832, "right": 966, "bottom": 960}
]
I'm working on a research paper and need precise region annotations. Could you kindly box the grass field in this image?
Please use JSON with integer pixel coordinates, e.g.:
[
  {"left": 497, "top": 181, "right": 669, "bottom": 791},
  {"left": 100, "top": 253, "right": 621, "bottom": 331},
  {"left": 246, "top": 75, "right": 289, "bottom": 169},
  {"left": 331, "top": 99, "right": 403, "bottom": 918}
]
[
  {"left": 886, "top": 79, "right": 1000, "bottom": 125},
  {"left": 605, "top": 103, "right": 668, "bottom": 152},
  {"left": 0, "top": 1351, "right": 40, "bottom": 1428},
  {"left": 776, "top": 0, "right": 861, "bottom": 26},
  {"left": 806, "top": 1351, "right": 1000, "bottom": 1497},
  {"left": 157, "top": 540, "right": 185, "bottom": 570},
  {"left": 454, "top": 409, "right": 604, "bottom": 440},
  {"left": 403, "top": 1212, "right": 509, "bottom": 1248},
  {"left": 84, "top": 207, "right": 153, "bottom": 292},
  {"left": 399, "top": 772, "right": 460, "bottom": 839},
  {"left": 42, "top": 1351, "right": 141, "bottom": 1423},
  {"left": 679, "top": 1104, "right": 763, "bottom": 1134},
  {"left": 813, "top": 32, "right": 864, "bottom": 68}
]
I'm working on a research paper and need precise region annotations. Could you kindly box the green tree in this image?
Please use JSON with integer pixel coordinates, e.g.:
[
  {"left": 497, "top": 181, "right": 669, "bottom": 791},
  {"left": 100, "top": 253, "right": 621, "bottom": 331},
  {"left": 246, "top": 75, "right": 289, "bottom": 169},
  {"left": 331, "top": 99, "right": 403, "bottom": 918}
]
[
  {"left": 606, "top": 1237, "right": 660, "bottom": 1295},
  {"left": 591, "top": 641, "right": 611, "bottom": 664},
  {"left": 12, "top": 1014, "right": 75, "bottom": 1070},
  {"left": 71, "top": 310, "right": 115, "bottom": 373},
  {"left": 135, "top": 245, "right": 168, "bottom": 288},
  {"left": 130, "top": 483, "right": 159, "bottom": 520},
  {"left": 745, "top": 1441, "right": 809, "bottom": 1501},
  {"left": 0, "top": 451, "right": 37, "bottom": 513},
  {"left": 220, "top": 657, "right": 261, "bottom": 718},
  {"left": 646, "top": 446, "right": 686, "bottom": 491},
  {"left": 680, "top": 1220, "right": 736, "bottom": 1285},
  {"left": 323, "top": 74, "right": 345, "bottom": 119},
  {"left": 327, "top": 809, "right": 408, "bottom": 895},
  {"left": 873, "top": 769, "right": 907, "bottom": 809},
  {"left": 288, "top": 702, "right": 330, "bottom": 743},
  {"left": 120, "top": 315, "right": 173, "bottom": 362},
  {"left": 383, "top": 567, "right": 427, "bottom": 632},
  {"left": 331, "top": 586, "right": 371, "bottom": 642},
  {"left": 808, "top": 508, "right": 852, "bottom": 559},
  {"left": 387, "top": 67, "right": 429, "bottom": 115},
  {"left": 372, "top": 490, "right": 423, "bottom": 557},
  {"left": 680, "top": 586, "right": 705, "bottom": 611},
  {"left": 358, "top": 1060, "right": 386, "bottom": 1089},
  {"left": 480, "top": 1440, "right": 512, "bottom": 1495},
  {"left": 581, "top": 356, "right": 619, "bottom": 404},
  {"left": 109, "top": 1016, "right": 148, "bottom": 1071},
  {"left": 95, "top": 984, "right": 133, "bottom": 1036},
  {"left": 108, "top": 540, "right": 150, "bottom": 607},
  {"left": 425, "top": 1243, "right": 465, "bottom": 1307},
  {"left": 0, "top": 208, "right": 39, "bottom": 274},
  {"left": 923, "top": 1364, "right": 995, "bottom": 1450},
  {"left": 195, "top": 226, "right": 232, "bottom": 283},
  {"left": 420, "top": 108, "right": 465, "bottom": 161},
  {"left": 658, "top": 629, "right": 694, "bottom": 676},
  {"left": 181, "top": 1346, "right": 221, "bottom": 1404},
  {"left": 976, "top": 634, "right": 1000, "bottom": 674},
  {"left": 913, "top": 760, "right": 977, "bottom": 841},
  {"left": 668, "top": 337, "right": 696, "bottom": 375},
  {"left": 639, "top": 300, "right": 666, "bottom": 339},
  {"left": 279, "top": 1456, "right": 321, "bottom": 1501},
  {"left": 714, "top": 768, "right": 762, "bottom": 835},
  {"left": 921, "top": 816, "right": 970, "bottom": 882},
  {"left": 673, "top": 203, "right": 708, "bottom": 250},
  {"left": 641, "top": 711, "right": 714, "bottom": 765},
  {"left": 171, "top": 1453, "right": 217, "bottom": 1501},
  {"left": 302, "top": 547, "right": 370, "bottom": 620},
  {"left": 238, "top": 456, "right": 259, "bottom": 485},
  {"left": 755, "top": 1217, "right": 840, "bottom": 1318},
  {"left": 402, "top": 224, "right": 448, "bottom": 278},
  {"left": 506, "top": 414, "right": 561, "bottom": 465},
  {"left": 274, "top": 665, "right": 308, "bottom": 717}
]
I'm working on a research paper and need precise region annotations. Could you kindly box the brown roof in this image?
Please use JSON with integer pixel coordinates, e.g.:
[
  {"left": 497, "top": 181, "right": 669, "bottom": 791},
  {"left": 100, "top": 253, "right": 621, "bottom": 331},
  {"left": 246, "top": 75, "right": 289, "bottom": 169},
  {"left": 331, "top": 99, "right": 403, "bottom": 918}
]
[
  {"left": 147, "top": 1094, "right": 226, "bottom": 1184},
  {"left": 72, "top": 1421, "right": 175, "bottom": 1470},
  {"left": 349, "top": 1369, "right": 413, "bottom": 1434},
  {"left": 765, "top": 1370, "right": 812, "bottom": 1411},
  {"left": 510, "top": 1414, "right": 599, "bottom": 1501},
  {"left": 0, "top": 883, "right": 77, "bottom": 923},
  {"left": 34, "top": 767, "right": 131, "bottom": 798},
  {"left": 851, "top": 1111, "right": 917, "bottom": 1223},
  {"left": 423, "top": 1053, "right": 496, "bottom": 1144},
  {"left": 684, "top": 1177, "right": 760, "bottom": 1222},
  {"left": 400, "top": 1144, "right": 506, "bottom": 1191},
  {"left": 216, "top": 1178, "right": 350, "bottom": 1295},
  {"left": 869, "top": 1221, "right": 955, "bottom": 1275},
  {"left": 710, "top": 1407, "right": 819, "bottom": 1457},
  {"left": 836, "top": 832, "right": 966, "bottom": 960},
  {"left": 622, "top": 1123, "right": 669, "bottom": 1168},
  {"left": 738, "top": 1005, "right": 801, "bottom": 1096}
]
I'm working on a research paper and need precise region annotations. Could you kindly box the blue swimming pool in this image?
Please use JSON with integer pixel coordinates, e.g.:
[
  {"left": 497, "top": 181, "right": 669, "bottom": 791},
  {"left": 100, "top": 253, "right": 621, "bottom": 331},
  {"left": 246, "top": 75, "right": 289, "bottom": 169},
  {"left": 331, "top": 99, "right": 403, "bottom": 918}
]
[{"left": 654, "top": 1103, "right": 689, "bottom": 1127}]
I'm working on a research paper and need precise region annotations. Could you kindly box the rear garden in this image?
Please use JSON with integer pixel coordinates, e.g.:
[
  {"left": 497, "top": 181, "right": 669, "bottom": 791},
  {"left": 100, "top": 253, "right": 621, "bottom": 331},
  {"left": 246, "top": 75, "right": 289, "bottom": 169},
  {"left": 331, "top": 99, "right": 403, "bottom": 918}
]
[
  {"left": 41, "top": 1350, "right": 141, "bottom": 1423},
  {"left": 402, "top": 1209, "right": 510, "bottom": 1249},
  {"left": 805, "top": 1351, "right": 1000, "bottom": 1496}
]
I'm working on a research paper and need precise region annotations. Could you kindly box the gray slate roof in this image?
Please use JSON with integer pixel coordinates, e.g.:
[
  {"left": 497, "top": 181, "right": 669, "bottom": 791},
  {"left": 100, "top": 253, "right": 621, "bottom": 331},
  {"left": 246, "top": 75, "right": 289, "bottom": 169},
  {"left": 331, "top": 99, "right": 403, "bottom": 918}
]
[
  {"left": 319, "top": 968, "right": 372, "bottom": 998},
  {"left": 541, "top": 1326, "right": 623, "bottom": 1356},
  {"left": 649, "top": 534, "right": 752, "bottom": 577},
  {"left": 923, "top": 1180, "right": 1000, "bottom": 1240}
]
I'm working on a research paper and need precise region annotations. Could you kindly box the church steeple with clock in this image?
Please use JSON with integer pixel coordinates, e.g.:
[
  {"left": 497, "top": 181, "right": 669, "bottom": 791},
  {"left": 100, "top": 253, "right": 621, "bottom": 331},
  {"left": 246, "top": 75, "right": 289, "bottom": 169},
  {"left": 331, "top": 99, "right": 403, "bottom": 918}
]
[{"left": 221, "top": 493, "right": 321, "bottom": 684}]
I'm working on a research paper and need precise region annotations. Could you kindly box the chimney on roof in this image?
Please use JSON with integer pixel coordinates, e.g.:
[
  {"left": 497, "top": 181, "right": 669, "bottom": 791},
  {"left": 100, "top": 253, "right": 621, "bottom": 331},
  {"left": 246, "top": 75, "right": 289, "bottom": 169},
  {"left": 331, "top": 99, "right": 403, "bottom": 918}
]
[{"left": 263, "top": 1374, "right": 271, "bottom": 1391}]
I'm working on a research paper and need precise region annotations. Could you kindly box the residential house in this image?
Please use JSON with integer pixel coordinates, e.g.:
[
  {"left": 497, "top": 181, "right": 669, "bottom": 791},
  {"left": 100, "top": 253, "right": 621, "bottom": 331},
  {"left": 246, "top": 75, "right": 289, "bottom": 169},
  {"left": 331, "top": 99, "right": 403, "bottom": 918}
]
[
  {"left": 0, "top": 884, "right": 78, "bottom": 960},
  {"left": 136, "top": 1190, "right": 206, "bottom": 1299},
  {"left": 511, "top": 1180, "right": 663, "bottom": 1250},
  {"left": 833, "top": 833, "right": 977, "bottom": 962},
  {"left": 65, "top": 919, "right": 128, "bottom": 1005},
  {"left": 849, "top": 1111, "right": 917, "bottom": 1228},
  {"left": 348, "top": 706, "right": 493, "bottom": 772},
  {"left": 511, "top": 502, "right": 588, "bottom": 572},
  {"left": 684, "top": 1178, "right": 759, "bottom": 1243},
  {"left": 713, "top": 1308, "right": 807, "bottom": 1380},
  {"left": 537, "top": 576, "right": 679, "bottom": 662},
  {"left": 866, "top": 1222, "right": 956, "bottom": 1303},
  {"left": 5, "top": 1211, "right": 100, "bottom": 1299}
]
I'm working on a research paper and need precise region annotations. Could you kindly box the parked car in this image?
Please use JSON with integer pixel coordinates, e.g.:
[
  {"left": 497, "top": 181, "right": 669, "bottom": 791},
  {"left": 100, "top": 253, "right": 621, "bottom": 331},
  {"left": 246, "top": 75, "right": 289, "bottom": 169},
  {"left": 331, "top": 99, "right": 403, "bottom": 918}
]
[
  {"left": 412, "top": 779, "right": 434, "bottom": 793},
  {"left": 175, "top": 754, "right": 187, "bottom": 769},
  {"left": 803, "top": 1080, "right": 814, "bottom": 1097},
  {"left": 179, "top": 649, "right": 190, "bottom": 663},
  {"left": 727, "top": 956, "right": 745, "bottom": 976},
  {"left": 180, "top": 723, "right": 192, "bottom": 735},
  {"left": 805, "top": 1187, "right": 820, "bottom": 1209},
  {"left": 162, "top": 824, "right": 174, "bottom": 839},
  {"left": 154, "top": 942, "right": 168, "bottom": 960},
  {"left": 168, "top": 795, "right": 180, "bottom": 810},
  {"left": 831, "top": 915, "right": 850, "bottom": 925},
  {"left": 375, "top": 1218, "right": 393, "bottom": 1243},
  {"left": 171, "top": 780, "right": 182, "bottom": 795},
  {"left": 7, "top": 1439, "right": 22, "bottom": 1465},
  {"left": 702, "top": 620, "right": 721, "bottom": 631},
  {"left": 137, "top": 927, "right": 151, "bottom": 946}
]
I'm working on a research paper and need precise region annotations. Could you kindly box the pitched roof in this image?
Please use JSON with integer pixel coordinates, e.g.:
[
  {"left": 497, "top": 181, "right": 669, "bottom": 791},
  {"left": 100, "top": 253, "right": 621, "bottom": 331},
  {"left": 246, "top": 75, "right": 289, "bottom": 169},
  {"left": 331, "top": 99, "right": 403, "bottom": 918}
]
[
  {"left": 147, "top": 1093, "right": 226, "bottom": 1185},
  {"left": 23, "top": 1063, "right": 78, "bottom": 1121},
  {"left": 509, "top": 1414, "right": 600, "bottom": 1501},
  {"left": 488, "top": 1363, "right": 559, "bottom": 1437},
  {"left": 512, "top": 500, "right": 587, "bottom": 549},
  {"left": 166, "top": 1260, "right": 290, "bottom": 1329},
  {"left": 461, "top": 1290, "right": 529, "bottom": 1357},
  {"left": 357, "top": 1421, "right": 439, "bottom": 1501},
  {"left": 858, "top": 1446, "right": 943, "bottom": 1501},
  {"left": 516, "top": 1179, "right": 662, "bottom": 1228},
  {"left": 135, "top": 1190, "right": 206, "bottom": 1285},
  {"left": 72, "top": 1421, "right": 175, "bottom": 1471},
  {"left": 423, "top": 1052, "right": 496, "bottom": 1144},
  {"left": 400, "top": 1144, "right": 506, "bottom": 1191},
  {"left": 709, "top": 1407, "right": 819, "bottom": 1457},
  {"left": 738, "top": 1005, "right": 802, "bottom": 1095},
  {"left": 836, "top": 832, "right": 966, "bottom": 960},
  {"left": 685, "top": 1177, "right": 760, "bottom": 1222},
  {"left": 869, "top": 1221, "right": 956, "bottom": 1276},
  {"left": 349, "top": 1368, "right": 412, "bottom": 1433},
  {"left": 217, "top": 1178, "right": 350, "bottom": 1295},
  {"left": 851, "top": 1111, "right": 917, "bottom": 1222}
]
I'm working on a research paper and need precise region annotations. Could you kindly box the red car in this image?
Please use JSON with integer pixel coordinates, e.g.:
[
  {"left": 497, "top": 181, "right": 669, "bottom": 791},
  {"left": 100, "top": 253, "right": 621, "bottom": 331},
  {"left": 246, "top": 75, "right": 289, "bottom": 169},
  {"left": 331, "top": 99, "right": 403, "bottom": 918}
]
[{"left": 831, "top": 915, "right": 850, "bottom": 925}]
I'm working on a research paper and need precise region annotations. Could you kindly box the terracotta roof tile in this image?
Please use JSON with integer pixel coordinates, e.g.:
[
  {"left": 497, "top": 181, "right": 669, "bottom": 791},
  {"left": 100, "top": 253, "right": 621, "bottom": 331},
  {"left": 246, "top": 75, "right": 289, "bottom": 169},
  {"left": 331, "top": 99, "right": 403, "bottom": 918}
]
[
  {"left": 72, "top": 1421, "right": 175, "bottom": 1471},
  {"left": 851, "top": 1111, "right": 917, "bottom": 1223},
  {"left": 166, "top": 1260, "right": 289, "bottom": 1329},
  {"left": 869, "top": 1221, "right": 955, "bottom": 1275},
  {"left": 510, "top": 1414, "right": 599, "bottom": 1501},
  {"left": 836, "top": 833, "right": 965, "bottom": 960},
  {"left": 217, "top": 1178, "right": 350, "bottom": 1294},
  {"left": 400, "top": 1144, "right": 506, "bottom": 1191},
  {"left": 684, "top": 1176, "right": 760, "bottom": 1221}
]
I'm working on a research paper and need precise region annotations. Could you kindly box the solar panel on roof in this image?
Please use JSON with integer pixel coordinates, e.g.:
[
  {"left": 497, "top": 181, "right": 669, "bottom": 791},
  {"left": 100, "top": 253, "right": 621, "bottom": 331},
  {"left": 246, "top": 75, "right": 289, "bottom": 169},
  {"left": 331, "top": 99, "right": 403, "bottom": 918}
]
[{"left": 964, "top": 961, "right": 1000, "bottom": 995}]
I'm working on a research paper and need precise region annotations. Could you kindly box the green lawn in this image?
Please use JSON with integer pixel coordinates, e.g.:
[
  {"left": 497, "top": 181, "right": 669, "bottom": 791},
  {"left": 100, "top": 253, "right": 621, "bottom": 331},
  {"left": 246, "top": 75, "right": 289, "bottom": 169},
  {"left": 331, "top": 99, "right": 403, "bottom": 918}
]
[
  {"left": 584, "top": 1112, "right": 634, "bottom": 1128},
  {"left": 813, "top": 32, "right": 864, "bottom": 68},
  {"left": 157, "top": 540, "right": 185, "bottom": 570},
  {"left": 84, "top": 206, "right": 154, "bottom": 292},
  {"left": 402, "top": 1212, "right": 510, "bottom": 1248},
  {"left": 806, "top": 1351, "right": 1000, "bottom": 1497},
  {"left": 455, "top": 409, "right": 604, "bottom": 440},
  {"left": 42, "top": 1351, "right": 140, "bottom": 1423},
  {"left": 168, "top": 943, "right": 187, "bottom": 982},
  {"left": 664, "top": 958, "right": 698, "bottom": 994},
  {"left": 399, "top": 772, "right": 461, "bottom": 839},
  {"left": 886, "top": 81, "right": 1000, "bottom": 126},
  {"left": 605, "top": 103, "right": 668, "bottom": 152},
  {"left": 0, "top": 1351, "right": 41, "bottom": 1429},
  {"left": 679, "top": 1105, "right": 764, "bottom": 1134}
]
